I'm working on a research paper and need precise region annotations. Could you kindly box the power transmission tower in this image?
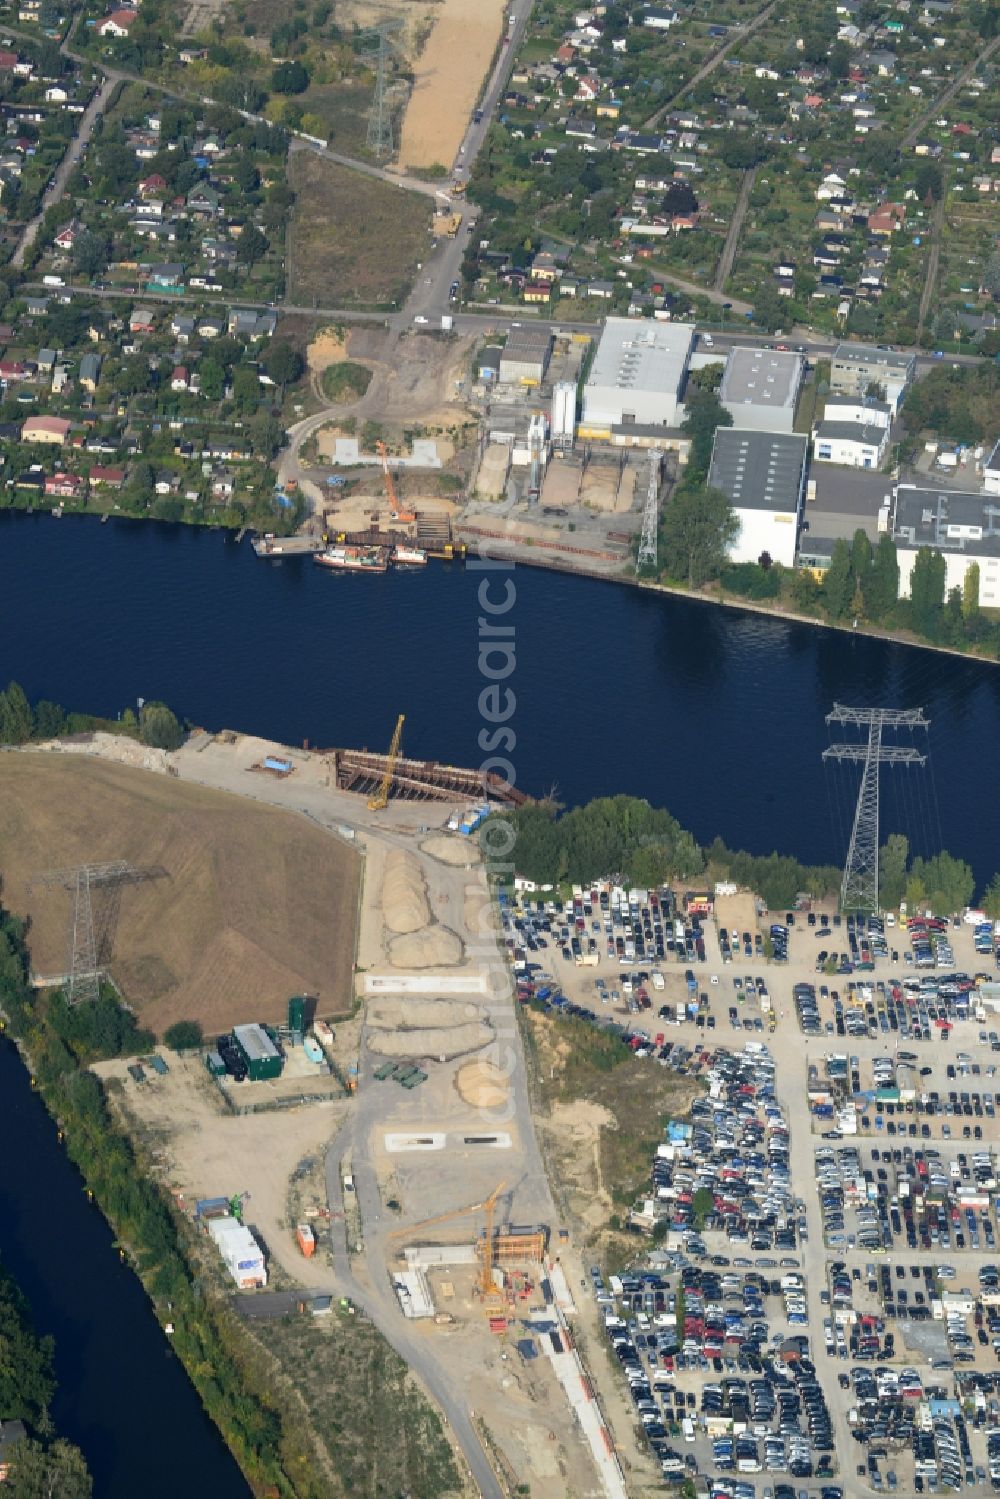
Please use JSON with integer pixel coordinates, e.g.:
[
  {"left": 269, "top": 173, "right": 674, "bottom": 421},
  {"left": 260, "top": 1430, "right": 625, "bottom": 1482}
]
[
  {"left": 30, "top": 861, "right": 168, "bottom": 1004},
  {"left": 636, "top": 448, "right": 662, "bottom": 574},
  {"left": 366, "top": 20, "right": 403, "bottom": 160},
  {"left": 822, "top": 704, "right": 929, "bottom": 914}
]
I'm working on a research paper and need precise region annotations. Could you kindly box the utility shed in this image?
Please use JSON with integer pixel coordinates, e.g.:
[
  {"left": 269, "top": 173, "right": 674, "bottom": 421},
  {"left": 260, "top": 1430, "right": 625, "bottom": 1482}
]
[
  {"left": 232, "top": 1023, "right": 283, "bottom": 1081},
  {"left": 207, "top": 1215, "right": 267, "bottom": 1288}
]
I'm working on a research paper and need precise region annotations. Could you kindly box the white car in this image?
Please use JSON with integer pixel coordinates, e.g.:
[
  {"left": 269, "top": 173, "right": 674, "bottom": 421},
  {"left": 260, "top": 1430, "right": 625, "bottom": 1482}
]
[
  {"left": 413, "top": 314, "right": 429, "bottom": 324},
  {"left": 710, "top": 974, "right": 720, "bottom": 985}
]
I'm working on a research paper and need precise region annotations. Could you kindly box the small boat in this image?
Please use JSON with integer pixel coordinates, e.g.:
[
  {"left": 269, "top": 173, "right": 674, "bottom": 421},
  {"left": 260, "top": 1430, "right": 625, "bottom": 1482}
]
[
  {"left": 392, "top": 544, "right": 428, "bottom": 567},
  {"left": 315, "top": 544, "right": 388, "bottom": 574}
]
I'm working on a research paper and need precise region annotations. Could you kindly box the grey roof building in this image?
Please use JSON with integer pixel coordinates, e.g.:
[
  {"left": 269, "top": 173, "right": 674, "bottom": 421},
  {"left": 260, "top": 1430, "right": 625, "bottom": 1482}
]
[
  {"left": 582, "top": 317, "right": 694, "bottom": 429},
  {"left": 893, "top": 482, "right": 1000, "bottom": 606},
  {"left": 719, "top": 346, "right": 805, "bottom": 432},
  {"left": 708, "top": 428, "right": 809, "bottom": 566},
  {"left": 830, "top": 342, "right": 915, "bottom": 409}
]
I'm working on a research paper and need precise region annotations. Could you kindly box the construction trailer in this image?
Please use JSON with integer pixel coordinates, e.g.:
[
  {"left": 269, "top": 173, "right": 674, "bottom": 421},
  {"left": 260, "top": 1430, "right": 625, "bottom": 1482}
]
[
  {"left": 207, "top": 1215, "right": 267, "bottom": 1288},
  {"left": 232, "top": 1023, "right": 283, "bottom": 1082}
]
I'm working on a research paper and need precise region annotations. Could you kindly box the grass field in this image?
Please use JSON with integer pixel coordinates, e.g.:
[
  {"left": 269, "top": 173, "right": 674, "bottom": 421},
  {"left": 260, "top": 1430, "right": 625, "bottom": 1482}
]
[
  {"left": 257, "top": 1312, "right": 463, "bottom": 1498},
  {"left": 0, "top": 756, "right": 360, "bottom": 1034},
  {"left": 289, "top": 154, "right": 431, "bottom": 309}
]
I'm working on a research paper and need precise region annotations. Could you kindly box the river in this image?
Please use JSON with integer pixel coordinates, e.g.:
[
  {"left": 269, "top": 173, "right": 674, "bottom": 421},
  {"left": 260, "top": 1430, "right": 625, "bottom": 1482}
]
[
  {"left": 2, "top": 511, "right": 999, "bottom": 884},
  {"left": 0, "top": 1042, "right": 251, "bottom": 1496}
]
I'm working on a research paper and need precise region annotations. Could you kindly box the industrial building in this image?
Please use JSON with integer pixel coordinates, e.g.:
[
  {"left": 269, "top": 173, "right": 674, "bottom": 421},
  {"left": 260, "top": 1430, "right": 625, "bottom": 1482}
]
[
  {"left": 708, "top": 428, "right": 809, "bottom": 567},
  {"left": 892, "top": 483, "right": 1000, "bottom": 606},
  {"left": 232, "top": 1023, "right": 283, "bottom": 1082},
  {"left": 796, "top": 468, "right": 894, "bottom": 572},
  {"left": 719, "top": 346, "right": 804, "bottom": 433},
  {"left": 207, "top": 1215, "right": 267, "bottom": 1289},
  {"left": 581, "top": 317, "right": 694, "bottom": 433},
  {"left": 829, "top": 342, "right": 915, "bottom": 412},
  {"left": 498, "top": 328, "right": 553, "bottom": 386}
]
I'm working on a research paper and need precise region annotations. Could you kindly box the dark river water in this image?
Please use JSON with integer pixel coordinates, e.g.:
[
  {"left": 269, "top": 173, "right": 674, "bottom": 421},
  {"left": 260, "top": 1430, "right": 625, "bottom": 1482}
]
[
  {"left": 1, "top": 510, "right": 1000, "bottom": 1482},
  {"left": 0, "top": 1042, "right": 251, "bottom": 1496},
  {"left": 2, "top": 511, "right": 999, "bottom": 882}
]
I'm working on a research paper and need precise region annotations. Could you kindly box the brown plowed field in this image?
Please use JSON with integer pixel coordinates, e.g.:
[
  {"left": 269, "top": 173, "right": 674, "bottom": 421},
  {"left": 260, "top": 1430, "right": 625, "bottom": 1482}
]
[{"left": 0, "top": 755, "right": 360, "bottom": 1035}]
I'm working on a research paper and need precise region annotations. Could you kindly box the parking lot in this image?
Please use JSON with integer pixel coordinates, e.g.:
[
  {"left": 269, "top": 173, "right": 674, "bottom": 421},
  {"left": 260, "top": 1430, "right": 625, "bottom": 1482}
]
[{"left": 501, "top": 881, "right": 1000, "bottom": 1497}]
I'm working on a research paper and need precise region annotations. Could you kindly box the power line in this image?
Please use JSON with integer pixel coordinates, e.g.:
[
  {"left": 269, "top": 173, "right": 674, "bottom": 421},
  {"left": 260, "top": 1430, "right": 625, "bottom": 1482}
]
[
  {"left": 822, "top": 704, "right": 929, "bottom": 913},
  {"left": 29, "top": 862, "right": 168, "bottom": 1004}
]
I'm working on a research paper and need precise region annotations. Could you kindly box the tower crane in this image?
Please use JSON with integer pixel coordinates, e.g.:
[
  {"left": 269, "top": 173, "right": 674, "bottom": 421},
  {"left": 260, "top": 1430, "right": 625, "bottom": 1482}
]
[
  {"left": 388, "top": 1180, "right": 508, "bottom": 1315},
  {"left": 376, "top": 440, "right": 416, "bottom": 526},
  {"left": 368, "top": 713, "right": 405, "bottom": 811}
]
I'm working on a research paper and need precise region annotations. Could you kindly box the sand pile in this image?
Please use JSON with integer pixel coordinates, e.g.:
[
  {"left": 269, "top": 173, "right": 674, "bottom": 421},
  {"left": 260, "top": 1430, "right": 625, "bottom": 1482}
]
[
  {"left": 455, "top": 1057, "right": 509, "bottom": 1109},
  {"left": 420, "top": 835, "right": 477, "bottom": 866},
  {"left": 389, "top": 926, "right": 462, "bottom": 967},
  {"left": 382, "top": 849, "right": 430, "bottom": 934},
  {"left": 368, "top": 995, "right": 493, "bottom": 1060}
]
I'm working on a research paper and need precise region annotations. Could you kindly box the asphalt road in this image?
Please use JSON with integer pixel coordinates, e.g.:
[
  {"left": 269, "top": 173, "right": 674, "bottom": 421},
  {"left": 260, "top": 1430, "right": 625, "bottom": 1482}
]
[{"left": 11, "top": 73, "right": 118, "bottom": 270}]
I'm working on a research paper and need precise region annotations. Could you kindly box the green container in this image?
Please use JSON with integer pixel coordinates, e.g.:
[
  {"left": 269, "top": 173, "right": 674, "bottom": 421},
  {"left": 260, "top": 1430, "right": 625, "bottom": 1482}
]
[{"left": 288, "top": 996, "right": 306, "bottom": 1035}]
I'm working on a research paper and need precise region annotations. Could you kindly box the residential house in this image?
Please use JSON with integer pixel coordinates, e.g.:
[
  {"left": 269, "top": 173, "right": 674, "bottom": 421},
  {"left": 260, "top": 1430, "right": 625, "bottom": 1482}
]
[
  {"left": 867, "top": 203, "right": 905, "bottom": 235},
  {"left": 227, "top": 309, "right": 276, "bottom": 339},
  {"left": 170, "top": 365, "right": 190, "bottom": 391},
  {"left": 89, "top": 465, "right": 125, "bottom": 487},
  {"left": 44, "top": 471, "right": 83, "bottom": 499},
  {"left": 79, "top": 352, "right": 101, "bottom": 392},
  {"left": 197, "top": 316, "right": 224, "bottom": 339},
  {"left": 523, "top": 282, "right": 551, "bottom": 304},
  {"left": 21, "top": 415, "right": 71, "bottom": 445},
  {"left": 642, "top": 7, "right": 678, "bottom": 27},
  {"left": 187, "top": 183, "right": 221, "bottom": 216},
  {"left": 171, "top": 313, "right": 196, "bottom": 342},
  {"left": 98, "top": 8, "right": 138, "bottom": 36},
  {"left": 128, "top": 307, "right": 156, "bottom": 334},
  {"left": 53, "top": 221, "right": 77, "bottom": 251}
]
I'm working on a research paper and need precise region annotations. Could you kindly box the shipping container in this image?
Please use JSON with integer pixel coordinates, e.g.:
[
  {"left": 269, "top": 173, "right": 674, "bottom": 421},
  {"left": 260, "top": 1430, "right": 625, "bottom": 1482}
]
[{"left": 296, "top": 1223, "right": 316, "bottom": 1258}]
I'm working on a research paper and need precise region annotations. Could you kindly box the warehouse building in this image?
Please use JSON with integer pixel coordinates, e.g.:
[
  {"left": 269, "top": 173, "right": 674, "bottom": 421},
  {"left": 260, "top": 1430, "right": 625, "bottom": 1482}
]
[
  {"left": 719, "top": 346, "right": 804, "bottom": 433},
  {"left": 796, "top": 468, "right": 893, "bottom": 572},
  {"left": 581, "top": 317, "right": 694, "bottom": 432},
  {"left": 207, "top": 1215, "right": 267, "bottom": 1289},
  {"left": 829, "top": 343, "right": 915, "bottom": 412},
  {"left": 498, "top": 328, "right": 553, "bottom": 386},
  {"left": 232, "top": 1023, "right": 283, "bottom": 1082},
  {"left": 893, "top": 483, "right": 1000, "bottom": 606},
  {"left": 708, "top": 428, "right": 809, "bottom": 567}
]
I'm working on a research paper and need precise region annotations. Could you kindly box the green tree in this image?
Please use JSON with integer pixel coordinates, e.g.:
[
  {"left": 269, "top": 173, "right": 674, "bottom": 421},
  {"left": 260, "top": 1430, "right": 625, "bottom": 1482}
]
[
  {"left": 0, "top": 681, "right": 34, "bottom": 743},
  {"left": 981, "top": 873, "right": 1000, "bottom": 921},
  {"left": 915, "top": 160, "right": 944, "bottom": 202},
  {"left": 232, "top": 366, "right": 260, "bottom": 411},
  {"left": 71, "top": 229, "right": 108, "bottom": 278},
  {"left": 864, "top": 534, "right": 899, "bottom": 621},
  {"left": 962, "top": 561, "right": 980, "bottom": 618},
  {"left": 199, "top": 358, "right": 225, "bottom": 402},
  {"left": 822, "top": 539, "right": 854, "bottom": 619},
  {"left": 6, "top": 1437, "right": 92, "bottom": 1499},
  {"left": 752, "top": 279, "right": 786, "bottom": 334},
  {"left": 263, "top": 342, "right": 304, "bottom": 385},
  {"left": 851, "top": 528, "right": 872, "bottom": 581},
  {"left": 163, "top": 1020, "right": 203, "bottom": 1051},
  {"left": 909, "top": 547, "right": 946, "bottom": 638},
  {"left": 272, "top": 59, "right": 309, "bottom": 94},
  {"left": 983, "top": 252, "right": 1000, "bottom": 299},
  {"left": 661, "top": 482, "right": 738, "bottom": 586},
  {"left": 681, "top": 386, "right": 732, "bottom": 475},
  {"left": 908, "top": 851, "right": 975, "bottom": 915},
  {"left": 236, "top": 224, "right": 267, "bottom": 266},
  {"left": 879, "top": 833, "right": 909, "bottom": 911},
  {"left": 138, "top": 702, "right": 183, "bottom": 751},
  {"left": 33, "top": 701, "right": 66, "bottom": 740}
]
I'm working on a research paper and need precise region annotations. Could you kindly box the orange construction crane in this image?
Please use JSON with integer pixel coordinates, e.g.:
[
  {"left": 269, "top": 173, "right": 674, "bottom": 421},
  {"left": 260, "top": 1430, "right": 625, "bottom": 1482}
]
[{"left": 376, "top": 440, "right": 416, "bottom": 525}]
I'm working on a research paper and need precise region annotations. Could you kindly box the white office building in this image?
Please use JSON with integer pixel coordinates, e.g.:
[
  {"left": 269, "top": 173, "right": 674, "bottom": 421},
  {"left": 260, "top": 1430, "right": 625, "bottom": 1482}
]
[
  {"left": 812, "top": 419, "right": 889, "bottom": 469},
  {"left": 893, "top": 483, "right": 1000, "bottom": 606}
]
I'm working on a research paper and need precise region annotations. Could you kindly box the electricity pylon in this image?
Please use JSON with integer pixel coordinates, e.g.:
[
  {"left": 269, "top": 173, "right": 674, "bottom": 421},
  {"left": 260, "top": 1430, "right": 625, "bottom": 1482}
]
[
  {"left": 636, "top": 449, "right": 662, "bottom": 574},
  {"left": 366, "top": 19, "right": 404, "bottom": 160},
  {"left": 822, "top": 704, "right": 929, "bottom": 914},
  {"left": 30, "top": 861, "right": 168, "bottom": 1004}
]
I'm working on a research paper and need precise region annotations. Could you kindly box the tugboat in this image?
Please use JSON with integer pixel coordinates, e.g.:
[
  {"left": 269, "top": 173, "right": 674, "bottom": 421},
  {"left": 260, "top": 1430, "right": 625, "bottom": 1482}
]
[
  {"left": 314, "top": 544, "right": 389, "bottom": 573},
  {"left": 392, "top": 544, "right": 428, "bottom": 567}
]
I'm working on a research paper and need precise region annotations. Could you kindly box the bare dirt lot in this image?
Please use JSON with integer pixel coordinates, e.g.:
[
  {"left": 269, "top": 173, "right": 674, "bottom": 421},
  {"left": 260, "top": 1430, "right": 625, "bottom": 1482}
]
[
  {"left": 98, "top": 1051, "right": 344, "bottom": 1284},
  {"left": 0, "top": 755, "right": 360, "bottom": 1034},
  {"left": 398, "top": 0, "right": 507, "bottom": 170},
  {"left": 288, "top": 153, "right": 431, "bottom": 308}
]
